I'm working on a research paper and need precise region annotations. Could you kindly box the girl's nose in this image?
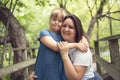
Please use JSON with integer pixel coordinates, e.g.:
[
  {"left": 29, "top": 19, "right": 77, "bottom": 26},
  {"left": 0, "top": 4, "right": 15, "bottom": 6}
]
[{"left": 55, "top": 20, "right": 58, "bottom": 23}]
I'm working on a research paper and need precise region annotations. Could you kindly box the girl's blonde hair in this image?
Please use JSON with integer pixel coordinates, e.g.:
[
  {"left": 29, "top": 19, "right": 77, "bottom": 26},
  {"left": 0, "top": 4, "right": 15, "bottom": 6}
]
[{"left": 50, "top": 8, "right": 68, "bottom": 21}]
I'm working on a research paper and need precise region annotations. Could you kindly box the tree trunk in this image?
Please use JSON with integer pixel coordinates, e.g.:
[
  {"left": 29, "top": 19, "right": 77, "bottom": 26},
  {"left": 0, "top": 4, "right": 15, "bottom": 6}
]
[{"left": 0, "top": 7, "right": 29, "bottom": 80}]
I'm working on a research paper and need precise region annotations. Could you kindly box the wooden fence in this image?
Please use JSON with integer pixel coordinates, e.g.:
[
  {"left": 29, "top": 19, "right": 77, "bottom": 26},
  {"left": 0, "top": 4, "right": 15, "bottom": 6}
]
[
  {"left": 0, "top": 47, "right": 38, "bottom": 79},
  {"left": 1, "top": 34, "right": 120, "bottom": 80},
  {"left": 94, "top": 34, "right": 120, "bottom": 80}
]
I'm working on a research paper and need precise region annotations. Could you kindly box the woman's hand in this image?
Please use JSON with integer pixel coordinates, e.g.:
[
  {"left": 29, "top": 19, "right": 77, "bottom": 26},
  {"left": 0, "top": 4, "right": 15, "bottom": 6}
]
[{"left": 57, "top": 41, "right": 69, "bottom": 59}]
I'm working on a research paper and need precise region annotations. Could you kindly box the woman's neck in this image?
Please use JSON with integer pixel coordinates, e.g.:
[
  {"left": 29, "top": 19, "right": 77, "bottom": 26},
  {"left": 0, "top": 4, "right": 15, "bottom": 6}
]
[{"left": 67, "top": 40, "right": 75, "bottom": 43}]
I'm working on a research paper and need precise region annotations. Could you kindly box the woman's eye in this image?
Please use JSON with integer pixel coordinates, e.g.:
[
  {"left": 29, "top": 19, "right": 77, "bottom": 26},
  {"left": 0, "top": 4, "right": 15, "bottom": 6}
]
[
  {"left": 63, "top": 25, "right": 66, "bottom": 27},
  {"left": 69, "top": 26, "right": 73, "bottom": 29}
]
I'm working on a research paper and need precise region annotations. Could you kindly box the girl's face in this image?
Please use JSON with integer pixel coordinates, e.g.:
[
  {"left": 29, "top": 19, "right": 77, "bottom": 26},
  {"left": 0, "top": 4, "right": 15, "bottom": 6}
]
[
  {"left": 50, "top": 15, "right": 63, "bottom": 33},
  {"left": 61, "top": 18, "right": 76, "bottom": 42}
]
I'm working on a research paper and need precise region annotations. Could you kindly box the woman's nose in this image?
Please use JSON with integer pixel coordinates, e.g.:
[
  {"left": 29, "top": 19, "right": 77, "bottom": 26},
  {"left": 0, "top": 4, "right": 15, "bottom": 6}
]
[{"left": 64, "top": 27, "right": 69, "bottom": 31}]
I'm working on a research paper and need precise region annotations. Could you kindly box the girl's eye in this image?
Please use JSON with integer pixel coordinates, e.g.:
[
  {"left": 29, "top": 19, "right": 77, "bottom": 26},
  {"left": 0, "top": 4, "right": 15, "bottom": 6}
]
[
  {"left": 53, "top": 18, "right": 56, "bottom": 21},
  {"left": 58, "top": 20, "right": 62, "bottom": 23}
]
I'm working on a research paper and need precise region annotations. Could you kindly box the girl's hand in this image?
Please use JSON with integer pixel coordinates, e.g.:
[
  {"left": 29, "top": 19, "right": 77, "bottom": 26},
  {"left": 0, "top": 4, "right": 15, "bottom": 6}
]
[
  {"left": 27, "top": 72, "right": 38, "bottom": 80},
  {"left": 77, "top": 42, "right": 88, "bottom": 52},
  {"left": 78, "top": 36, "right": 89, "bottom": 52},
  {"left": 57, "top": 41, "right": 69, "bottom": 59}
]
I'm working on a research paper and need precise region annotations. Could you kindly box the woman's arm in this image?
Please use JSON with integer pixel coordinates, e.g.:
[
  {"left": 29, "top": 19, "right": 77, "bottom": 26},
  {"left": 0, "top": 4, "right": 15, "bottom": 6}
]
[
  {"left": 63, "top": 58, "right": 87, "bottom": 80},
  {"left": 57, "top": 42, "right": 87, "bottom": 80}
]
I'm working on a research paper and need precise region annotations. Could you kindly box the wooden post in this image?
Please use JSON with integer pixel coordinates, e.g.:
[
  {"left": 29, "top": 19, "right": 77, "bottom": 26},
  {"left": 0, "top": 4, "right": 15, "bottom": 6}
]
[
  {"left": 94, "top": 41, "right": 102, "bottom": 75},
  {"left": 22, "top": 49, "right": 28, "bottom": 80},
  {"left": 109, "top": 39, "right": 120, "bottom": 71}
]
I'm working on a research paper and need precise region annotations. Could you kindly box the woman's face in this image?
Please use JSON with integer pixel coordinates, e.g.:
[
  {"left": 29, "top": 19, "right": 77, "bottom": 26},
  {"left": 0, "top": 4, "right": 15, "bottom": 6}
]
[{"left": 61, "top": 18, "right": 76, "bottom": 42}]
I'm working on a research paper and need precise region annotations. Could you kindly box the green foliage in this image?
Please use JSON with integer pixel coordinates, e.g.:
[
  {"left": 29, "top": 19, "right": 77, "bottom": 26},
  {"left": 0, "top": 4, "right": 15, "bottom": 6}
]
[
  {"left": 13, "top": 0, "right": 59, "bottom": 47},
  {"left": 0, "top": 22, "right": 5, "bottom": 36},
  {"left": 0, "top": 0, "right": 9, "bottom": 5},
  {"left": 1, "top": 0, "right": 120, "bottom": 50},
  {"left": 13, "top": 0, "right": 120, "bottom": 48},
  {"left": 17, "top": 1, "right": 26, "bottom": 7},
  {"left": 35, "top": 0, "right": 49, "bottom": 6},
  {"left": 102, "top": 56, "right": 110, "bottom": 62},
  {"left": 2, "top": 75, "right": 10, "bottom": 80}
]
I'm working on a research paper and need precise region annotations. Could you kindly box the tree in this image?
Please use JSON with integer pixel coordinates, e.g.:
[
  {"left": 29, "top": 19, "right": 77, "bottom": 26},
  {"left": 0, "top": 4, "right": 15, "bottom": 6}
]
[
  {"left": 86, "top": 0, "right": 107, "bottom": 40},
  {"left": 86, "top": 0, "right": 120, "bottom": 40},
  {"left": 0, "top": 1, "right": 29, "bottom": 80}
]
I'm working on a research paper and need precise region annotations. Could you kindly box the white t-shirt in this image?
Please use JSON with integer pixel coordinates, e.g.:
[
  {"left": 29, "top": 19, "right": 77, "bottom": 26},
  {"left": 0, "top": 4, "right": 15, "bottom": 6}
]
[{"left": 69, "top": 48, "right": 94, "bottom": 80}]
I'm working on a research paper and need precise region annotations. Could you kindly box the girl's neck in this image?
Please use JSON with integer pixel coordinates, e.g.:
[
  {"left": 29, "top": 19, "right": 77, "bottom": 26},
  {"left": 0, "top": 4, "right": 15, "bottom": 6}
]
[{"left": 49, "top": 29, "right": 60, "bottom": 34}]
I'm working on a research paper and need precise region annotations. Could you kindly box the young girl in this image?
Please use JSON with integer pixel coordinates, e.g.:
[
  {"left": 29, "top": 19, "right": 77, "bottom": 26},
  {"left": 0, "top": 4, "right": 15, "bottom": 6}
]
[{"left": 29, "top": 8, "right": 88, "bottom": 80}]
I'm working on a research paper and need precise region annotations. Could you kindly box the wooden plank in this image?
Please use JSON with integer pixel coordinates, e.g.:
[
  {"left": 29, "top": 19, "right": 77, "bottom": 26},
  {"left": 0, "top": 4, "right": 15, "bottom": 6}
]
[
  {"left": 94, "top": 54, "right": 120, "bottom": 80},
  {"left": 94, "top": 34, "right": 120, "bottom": 42},
  {"left": 0, "top": 58, "right": 36, "bottom": 77},
  {"left": 109, "top": 39, "right": 119, "bottom": 65},
  {"left": 2, "top": 47, "right": 38, "bottom": 52},
  {"left": 115, "top": 57, "right": 120, "bottom": 70}
]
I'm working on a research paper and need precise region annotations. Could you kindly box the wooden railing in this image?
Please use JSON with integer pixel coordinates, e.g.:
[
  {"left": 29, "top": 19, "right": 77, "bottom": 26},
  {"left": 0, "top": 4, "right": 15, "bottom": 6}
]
[
  {"left": 94, "top": 34, "right": 120, "bottom": 80},
  {"left": 1, "top": 34, "right": 120, "bottom": 80},
  {"left": 0, "top": 47, "right": 38, "bottom": 79}
]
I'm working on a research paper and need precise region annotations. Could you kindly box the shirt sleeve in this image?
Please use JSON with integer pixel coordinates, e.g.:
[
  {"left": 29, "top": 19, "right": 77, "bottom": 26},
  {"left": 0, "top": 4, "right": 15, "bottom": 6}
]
[
  {"left": 72, "top": 49, "right": 92, "bottom": 66},
  {"left": 38, "top": 30, "right": 50, "bottom": 40}
]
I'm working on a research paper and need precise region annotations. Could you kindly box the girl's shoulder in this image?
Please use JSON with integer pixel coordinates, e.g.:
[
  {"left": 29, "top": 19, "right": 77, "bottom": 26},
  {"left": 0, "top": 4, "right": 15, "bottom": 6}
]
[
  {"left": 40, "top": 29, "right": 49, "bottom": 33},
  {"left": 39, "top": 29, "right": 52, "bottom": 38}
]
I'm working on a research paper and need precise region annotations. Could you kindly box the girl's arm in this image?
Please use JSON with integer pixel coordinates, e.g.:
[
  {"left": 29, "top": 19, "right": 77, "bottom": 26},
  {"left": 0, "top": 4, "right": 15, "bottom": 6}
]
[
  {"left": 40, "top": 36, "right": 59, "bottom": 52},
  {"left": 57, "top": 41, "right": 87, "bottom": 80},
  {"left": 40, "top": 36, "right": 88, "bottom": 52},
  {"left": 69, "top": 36, "right": 89, "bottom": 52},
  {"left": 80, "top": 36, "right": 89, "bottom": 48}
]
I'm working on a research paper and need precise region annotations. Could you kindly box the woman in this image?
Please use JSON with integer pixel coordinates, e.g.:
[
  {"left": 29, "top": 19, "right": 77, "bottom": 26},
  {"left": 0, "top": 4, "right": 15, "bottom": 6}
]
[{"left": 58, "top": 14, "right": 100, "bottom": 80}]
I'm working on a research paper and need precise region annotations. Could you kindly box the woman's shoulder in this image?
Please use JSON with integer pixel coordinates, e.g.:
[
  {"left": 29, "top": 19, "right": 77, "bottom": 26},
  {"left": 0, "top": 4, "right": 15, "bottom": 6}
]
[
  {"left": 73, "top": 48, "right": 92, "bottom": 60},
  {"left": 75, "top": 48, "right": 92, "bottom": 55},
  {"left": 72, "top": 48, "right": 93, "bottom": 66}
]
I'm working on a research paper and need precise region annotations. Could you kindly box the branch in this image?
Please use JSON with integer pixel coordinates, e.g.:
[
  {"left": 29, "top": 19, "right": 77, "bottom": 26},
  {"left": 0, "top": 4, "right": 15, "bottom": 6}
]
[
  {"left": 108, "top": 10, "right": 120, "bottom": 14},
  {"left": 11, "top": 0, "right": 18, "bottom": 13},
  {"left": 0, "top": 0, "right": 9, "bottom": 7},
  {"left": 86, "top": 0, "right": 93, "bottom": 18},
  {"left": 10, "top": 0, "right": 13, "bottom": 11},
  {"left": 99, "top": 10, "right": 120, "bottom": 21},
  {"left": 106, "top": 16, "right": 120, "bottom": 21}
]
